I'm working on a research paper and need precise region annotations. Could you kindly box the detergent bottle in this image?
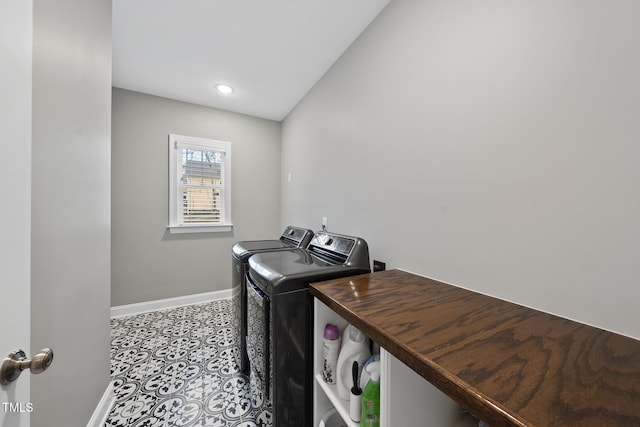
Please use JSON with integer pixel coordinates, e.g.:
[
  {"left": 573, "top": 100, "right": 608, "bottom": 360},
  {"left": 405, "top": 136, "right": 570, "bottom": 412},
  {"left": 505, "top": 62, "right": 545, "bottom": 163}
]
[
  {"left": 360, "top": 361, "right": 381, "bottom": 427},
  {"left": 336, "top": 324, "right": 370, "bottom": 400},
  {"left": 321, "top": 323, "right": 340, "bottom": 384}
]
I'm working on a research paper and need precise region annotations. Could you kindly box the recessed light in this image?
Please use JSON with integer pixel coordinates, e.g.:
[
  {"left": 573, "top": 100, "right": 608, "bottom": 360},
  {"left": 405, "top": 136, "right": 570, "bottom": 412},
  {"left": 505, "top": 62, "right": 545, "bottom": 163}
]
[{"left": 215, "top": 84, "right": 234, "bottom": 95}]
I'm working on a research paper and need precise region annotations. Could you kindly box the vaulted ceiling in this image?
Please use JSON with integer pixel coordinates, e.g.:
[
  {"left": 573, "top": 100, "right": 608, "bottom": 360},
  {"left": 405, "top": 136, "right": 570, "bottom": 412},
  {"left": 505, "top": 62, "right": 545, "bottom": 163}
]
[{"left": 112, "top": 0, "right": 390, "bottom": 121}]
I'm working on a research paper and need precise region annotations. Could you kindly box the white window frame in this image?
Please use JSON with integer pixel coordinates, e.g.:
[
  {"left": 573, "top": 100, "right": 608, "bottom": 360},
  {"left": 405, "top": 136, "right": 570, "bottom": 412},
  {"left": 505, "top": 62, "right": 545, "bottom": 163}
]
[{"left": 168, "top": 134, "right": 232, "bottom": 234}]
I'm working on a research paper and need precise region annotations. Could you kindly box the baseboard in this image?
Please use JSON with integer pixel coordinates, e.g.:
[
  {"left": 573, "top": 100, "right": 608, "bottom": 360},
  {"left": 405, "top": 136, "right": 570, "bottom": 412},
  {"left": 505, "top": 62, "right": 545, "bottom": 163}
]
[
  {"left": 86, "top": 382, "right": 115, "bottom": 427},
  {"left": 111, "top": 289, "right": 234, "bottom": 318}
]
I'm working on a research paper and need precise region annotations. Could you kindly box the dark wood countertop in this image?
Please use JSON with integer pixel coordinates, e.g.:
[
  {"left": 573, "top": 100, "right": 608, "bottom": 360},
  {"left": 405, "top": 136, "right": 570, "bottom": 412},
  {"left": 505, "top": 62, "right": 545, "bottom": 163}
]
[{"left": 309, "top": 269, "right": 640, "bottom": 427}]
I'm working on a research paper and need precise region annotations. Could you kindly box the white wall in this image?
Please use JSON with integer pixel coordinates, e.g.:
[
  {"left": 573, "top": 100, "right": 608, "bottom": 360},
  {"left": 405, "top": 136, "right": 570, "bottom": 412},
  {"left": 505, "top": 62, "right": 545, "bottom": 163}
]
[
  {"left": 112, "top": 88, "right": 282, "bottom": 306},
  {"left": 31, "top": 0, "right": 112, "bottom": 424},
  {"left": 0, "top": 1, "right": 32, "bottom": 425},
  {"left": 282, "top": 0, "right": 640, "bottom": 339}
]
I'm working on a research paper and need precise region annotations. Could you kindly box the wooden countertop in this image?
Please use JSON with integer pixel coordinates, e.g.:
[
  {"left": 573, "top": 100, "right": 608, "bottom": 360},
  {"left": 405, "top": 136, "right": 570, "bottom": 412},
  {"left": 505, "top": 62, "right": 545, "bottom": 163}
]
[{"left": 309, "top": 269, "right": 640, "bottom": 427}]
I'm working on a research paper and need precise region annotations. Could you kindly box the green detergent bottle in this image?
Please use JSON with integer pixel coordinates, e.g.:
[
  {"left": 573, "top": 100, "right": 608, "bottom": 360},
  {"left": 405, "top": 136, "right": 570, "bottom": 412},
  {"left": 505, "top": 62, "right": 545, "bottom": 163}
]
[{"left": 360, "top": 361, "right": 380, "bottom": 427}]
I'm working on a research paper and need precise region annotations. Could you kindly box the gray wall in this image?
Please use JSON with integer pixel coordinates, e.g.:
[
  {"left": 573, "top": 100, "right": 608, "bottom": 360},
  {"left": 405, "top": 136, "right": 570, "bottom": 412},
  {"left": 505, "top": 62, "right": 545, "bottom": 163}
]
[
  {"left": 112, "top": 88, "right": 282, "bottom": 306},
  {"left": 282, "top": 0, "right": 640, "bottom": 339},
  {"left": 31, "top": 0, "right": 112, "bottom": 425}
]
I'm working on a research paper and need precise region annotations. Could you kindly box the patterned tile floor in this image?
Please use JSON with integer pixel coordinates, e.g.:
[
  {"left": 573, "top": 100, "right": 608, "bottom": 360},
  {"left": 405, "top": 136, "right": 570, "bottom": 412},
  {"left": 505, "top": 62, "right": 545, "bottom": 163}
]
[{"left": 107, "top": 298, "right": 271, "bottom": 427}]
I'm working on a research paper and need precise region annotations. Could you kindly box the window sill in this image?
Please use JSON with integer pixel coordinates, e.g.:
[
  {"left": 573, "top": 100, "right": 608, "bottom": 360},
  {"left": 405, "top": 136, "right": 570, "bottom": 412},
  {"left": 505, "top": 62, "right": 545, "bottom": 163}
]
[{"left": 167, "top": 223, "right": 233, "bottom": 234}]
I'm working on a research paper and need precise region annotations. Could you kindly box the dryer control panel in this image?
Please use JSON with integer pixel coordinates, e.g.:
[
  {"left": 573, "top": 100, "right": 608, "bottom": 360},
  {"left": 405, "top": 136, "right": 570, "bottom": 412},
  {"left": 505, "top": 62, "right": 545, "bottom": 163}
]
[
  {"left": 311, "top": 233, "right": 354, "bottom": 254},
  {"left": 308, "top": 232, "right": 369, "bottom": 267}
]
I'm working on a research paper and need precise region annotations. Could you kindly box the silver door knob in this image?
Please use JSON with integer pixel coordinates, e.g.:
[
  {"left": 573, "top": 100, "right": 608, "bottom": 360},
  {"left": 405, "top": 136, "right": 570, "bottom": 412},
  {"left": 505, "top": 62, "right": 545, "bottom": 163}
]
[{"left": 0, "top": 348, "right": 54, "bottom": 385}]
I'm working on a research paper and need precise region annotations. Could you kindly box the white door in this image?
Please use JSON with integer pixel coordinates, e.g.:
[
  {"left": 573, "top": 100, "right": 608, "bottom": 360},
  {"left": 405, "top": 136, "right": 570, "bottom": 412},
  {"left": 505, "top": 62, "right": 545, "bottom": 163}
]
[{"left": 1, "top": 1, "right": 33, "bottom": 426}]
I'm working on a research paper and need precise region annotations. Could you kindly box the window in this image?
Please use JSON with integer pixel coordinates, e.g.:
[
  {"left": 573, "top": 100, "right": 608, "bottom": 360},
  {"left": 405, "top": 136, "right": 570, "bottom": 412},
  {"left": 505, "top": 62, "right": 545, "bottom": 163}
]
[{"left": 168, "top": 134, "right": 232, "bottom": 233}]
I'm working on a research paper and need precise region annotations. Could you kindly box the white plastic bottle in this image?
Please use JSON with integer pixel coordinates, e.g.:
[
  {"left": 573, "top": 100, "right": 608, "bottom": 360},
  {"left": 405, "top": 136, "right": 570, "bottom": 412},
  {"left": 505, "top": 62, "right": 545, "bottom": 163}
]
[
  {"left": 336, "top": 324, "right": 370, "bottom": 400},
  {"left": 322, "top": 323, "right": 340, "bottom": 384}
]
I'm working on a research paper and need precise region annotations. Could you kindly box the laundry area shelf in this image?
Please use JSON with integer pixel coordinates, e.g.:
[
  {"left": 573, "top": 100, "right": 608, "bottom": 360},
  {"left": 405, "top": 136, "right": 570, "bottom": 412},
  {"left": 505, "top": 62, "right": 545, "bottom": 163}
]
[
  {"left": 310, "top": 269, "right": 640, "bottom": 427},
  {"left": 312, "top": 296, "right": 473, "bottom": 427},
  {"left": 314, "top": 374, "right": 358, "bottom": 427}
]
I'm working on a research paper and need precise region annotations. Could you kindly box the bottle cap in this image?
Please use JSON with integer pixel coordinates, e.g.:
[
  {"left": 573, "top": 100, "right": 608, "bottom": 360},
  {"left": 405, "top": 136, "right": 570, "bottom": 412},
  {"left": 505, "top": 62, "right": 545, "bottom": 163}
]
[
  {"left": 348, "top": 325, "right": 364, "bottom": 342},
  {"left": 324, "top": 323, "right": 339, "bottom": 340},
  {"left": 366, "top": 361, "right": 380, "bottom": 382}
]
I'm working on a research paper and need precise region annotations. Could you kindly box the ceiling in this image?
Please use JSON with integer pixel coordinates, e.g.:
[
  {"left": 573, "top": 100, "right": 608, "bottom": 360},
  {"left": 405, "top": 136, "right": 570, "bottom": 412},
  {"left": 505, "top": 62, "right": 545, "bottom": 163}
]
[{"left": 112, "top": 0, "right": 390, "bottom": 121}]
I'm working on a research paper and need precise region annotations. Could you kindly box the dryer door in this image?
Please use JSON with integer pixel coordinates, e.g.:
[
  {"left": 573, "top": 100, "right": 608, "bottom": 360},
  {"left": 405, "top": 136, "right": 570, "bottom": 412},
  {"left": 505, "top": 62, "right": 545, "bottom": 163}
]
[{"left": 246, "top": 277, "right": 270, "bottom": 400}]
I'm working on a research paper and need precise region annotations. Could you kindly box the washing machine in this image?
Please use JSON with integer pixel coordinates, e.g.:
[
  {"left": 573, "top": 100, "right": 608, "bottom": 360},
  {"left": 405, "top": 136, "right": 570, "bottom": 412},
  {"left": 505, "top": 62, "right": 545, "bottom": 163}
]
[
  {"left": 232, "top": 226, "right": 314, "bottom": 373},
  {"left": 246, "top": 231, "right": 370, "bottom": 427}
]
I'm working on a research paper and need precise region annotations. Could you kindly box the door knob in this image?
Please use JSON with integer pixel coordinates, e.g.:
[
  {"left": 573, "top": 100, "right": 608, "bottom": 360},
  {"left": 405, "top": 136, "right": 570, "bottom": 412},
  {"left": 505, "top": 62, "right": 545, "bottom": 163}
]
[{"left": 0, "top": 348, "right": 54, "bottom": 385}]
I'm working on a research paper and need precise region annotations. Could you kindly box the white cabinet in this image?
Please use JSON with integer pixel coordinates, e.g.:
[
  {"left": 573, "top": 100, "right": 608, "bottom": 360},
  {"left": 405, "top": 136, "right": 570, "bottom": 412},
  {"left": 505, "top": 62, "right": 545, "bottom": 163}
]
[{"left": 313, "top": 298, "right": 478, "bottom": 427}]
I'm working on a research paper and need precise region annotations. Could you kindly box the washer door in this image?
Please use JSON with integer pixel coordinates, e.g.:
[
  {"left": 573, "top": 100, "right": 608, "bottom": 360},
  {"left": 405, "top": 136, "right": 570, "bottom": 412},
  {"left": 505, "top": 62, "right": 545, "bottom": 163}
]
[{"left": 246, "top": 277, "right": 270, "bottom": 400}]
